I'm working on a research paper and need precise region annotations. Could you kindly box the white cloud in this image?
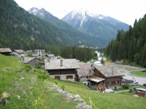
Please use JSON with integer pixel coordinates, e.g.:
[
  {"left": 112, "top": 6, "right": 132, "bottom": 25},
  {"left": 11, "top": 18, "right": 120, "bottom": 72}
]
[{"left": 14, "top": 0, "right": 146, "bottom": 25}]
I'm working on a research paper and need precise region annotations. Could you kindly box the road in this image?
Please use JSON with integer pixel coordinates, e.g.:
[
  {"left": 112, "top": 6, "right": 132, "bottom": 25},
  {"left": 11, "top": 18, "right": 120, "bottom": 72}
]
[{"left": 123, "top": 75, "right": 146, "bottom": 85}]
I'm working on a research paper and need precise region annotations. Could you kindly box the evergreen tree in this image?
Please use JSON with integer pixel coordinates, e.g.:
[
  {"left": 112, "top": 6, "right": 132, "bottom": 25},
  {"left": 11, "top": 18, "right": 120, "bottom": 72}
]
[{"left": 105, "top": 14, "right": 146, "bottom": 67}]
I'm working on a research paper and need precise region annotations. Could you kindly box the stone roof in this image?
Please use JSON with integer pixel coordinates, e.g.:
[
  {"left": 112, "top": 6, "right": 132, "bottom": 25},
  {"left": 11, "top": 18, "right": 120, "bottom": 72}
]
[
  {"left": 0, "top": 48, "right": 12, "bottom": 53},
  {"left": 14, "top": 49, "right": 25, "bottom": 54},
  {"left": 45, "top": 59, "right": 79, "bottom": 70},
  {"left": 77, "top": 63, "right": 92, "bottom": 76},
  {"left": 94, "top": 65, "right": 124, "bottom": 77},
  {"left": 23, "top": 57, "right": 36, "bottom": 63},
  {"left": 47, "top": 54, "right": 55, "bottom": 57}
]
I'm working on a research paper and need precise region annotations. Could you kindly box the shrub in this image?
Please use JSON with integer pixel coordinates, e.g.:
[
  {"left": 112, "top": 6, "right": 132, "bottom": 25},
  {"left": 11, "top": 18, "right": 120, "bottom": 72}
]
[
  {"left": 37, "top": 73, "right": 49, "bottom": 80},
  {"left": 123, "top": 84, "right": 130, "bottom": 89},
  {"left": 24, "top": 64, "right": 32, "bottom": 72}
]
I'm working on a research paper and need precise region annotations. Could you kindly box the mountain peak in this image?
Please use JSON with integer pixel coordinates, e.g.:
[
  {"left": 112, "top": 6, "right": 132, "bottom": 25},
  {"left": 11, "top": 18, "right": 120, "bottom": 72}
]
[
  {"left": 62, "top": 10, "right": 129, "bottom": 46},
  {"left": 29, "top": 7, "right": 53, "bottom": 19},
  {"left": 67, "top": 10, "right": 106, "bottom": 20},
  {"left": 29, "top": 7, "right": 39, "bottom": 15}
]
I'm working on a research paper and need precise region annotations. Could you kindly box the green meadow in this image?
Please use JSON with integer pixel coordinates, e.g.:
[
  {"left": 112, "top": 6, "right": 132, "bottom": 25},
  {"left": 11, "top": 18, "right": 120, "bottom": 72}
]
[{"left": 0, "top": 54, "right": 146, "bottom": 109}]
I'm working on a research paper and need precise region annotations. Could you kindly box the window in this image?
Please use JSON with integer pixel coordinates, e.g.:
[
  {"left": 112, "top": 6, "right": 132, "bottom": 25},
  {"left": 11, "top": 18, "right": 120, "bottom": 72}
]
[
  {"left": 108, "top": 82, "right": 112, "bottom": 84},
  {"left": 66, "top": 75, "right": 73, "bottom": 79},
  {"left": 55, "top": 76, "right": 60, "bottom": 80},
  {"left": 115, "top": 81, "right": 119, "bottom": 84}
]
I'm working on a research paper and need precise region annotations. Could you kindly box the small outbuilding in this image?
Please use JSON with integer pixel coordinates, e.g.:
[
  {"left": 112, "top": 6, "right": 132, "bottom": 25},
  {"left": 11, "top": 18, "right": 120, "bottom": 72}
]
[{"left": 22, "top": 57, "right": 39, "bottom": 67}]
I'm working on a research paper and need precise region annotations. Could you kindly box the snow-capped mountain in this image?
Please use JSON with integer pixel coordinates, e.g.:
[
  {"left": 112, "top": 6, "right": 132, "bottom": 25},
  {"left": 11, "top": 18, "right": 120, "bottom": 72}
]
[
  {"left": 62, "top": 10, "right": 129, "bottom": 44},
  {"left": 29, "top": 7, "right": 106, "bottom": 47},
  {"left": 29, "top": 7, "right": 57, "bottom": 21}
]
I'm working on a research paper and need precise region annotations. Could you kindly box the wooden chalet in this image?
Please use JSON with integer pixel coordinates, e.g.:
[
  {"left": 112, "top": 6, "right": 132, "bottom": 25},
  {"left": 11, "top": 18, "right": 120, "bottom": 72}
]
[
  {"left": 88, "top": 65, "right": 124, "bottom": 92},
  {"left": 45, "top": 59, "right": 79, "bottom": 82},
  {"left": 0, "top": 48, "right": 12, "bottom": 55}
]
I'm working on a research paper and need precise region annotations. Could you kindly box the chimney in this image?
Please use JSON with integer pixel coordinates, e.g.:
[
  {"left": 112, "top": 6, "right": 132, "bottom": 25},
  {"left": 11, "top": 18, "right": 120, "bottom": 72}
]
[{"left": 60, "top": 59, "right": 63, "bottom": 67}]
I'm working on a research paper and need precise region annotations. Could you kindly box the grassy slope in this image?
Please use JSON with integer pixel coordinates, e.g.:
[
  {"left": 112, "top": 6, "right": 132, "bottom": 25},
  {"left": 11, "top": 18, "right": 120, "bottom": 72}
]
[
  {"left": 0, "top": 54, "right": 24, "bottom": 70},
  {"left": 56, "top": 80, "right": 146, "bottom": 109},
  {"left": 0, "top": 54, "right": 77, "bottom": 109},
  {"left": 0, "top": 54, "right": 146, "bottom": 109}
]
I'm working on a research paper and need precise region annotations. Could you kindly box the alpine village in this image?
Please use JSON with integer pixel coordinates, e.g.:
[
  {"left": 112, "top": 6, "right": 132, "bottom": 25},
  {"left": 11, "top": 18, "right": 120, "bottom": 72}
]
[{"left": 0, "top": 0, "right": 146, "bottom": 109}]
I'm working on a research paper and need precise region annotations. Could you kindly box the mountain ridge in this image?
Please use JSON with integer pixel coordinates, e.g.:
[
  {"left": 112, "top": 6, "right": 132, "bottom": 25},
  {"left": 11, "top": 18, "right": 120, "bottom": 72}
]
[
  {"left": 62, "top": 10, "right": 129, "bottom": 46},
  {"left": 0, "top": 0, "right": 74, "bottom": 49},
  {"left": 29, "top": 7, "right": 105, "bottom": 47}
]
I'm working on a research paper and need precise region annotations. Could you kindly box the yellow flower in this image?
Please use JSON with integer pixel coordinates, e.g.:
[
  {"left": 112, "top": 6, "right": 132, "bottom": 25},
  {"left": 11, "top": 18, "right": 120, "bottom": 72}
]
[{"left": 2, "top": 92, "right": 8, "bottom": 98}]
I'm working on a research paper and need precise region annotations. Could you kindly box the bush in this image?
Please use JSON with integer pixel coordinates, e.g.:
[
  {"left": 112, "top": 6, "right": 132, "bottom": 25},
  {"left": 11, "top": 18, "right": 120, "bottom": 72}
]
[
  {"left": 24, "top": 64, "right": 32, "bottom": 72},
  {"left": 37, "top": 73, "right": 49, "bottom": 80},
  {"left": 123, "top": 84, "right": 130, "bottom": 89}
]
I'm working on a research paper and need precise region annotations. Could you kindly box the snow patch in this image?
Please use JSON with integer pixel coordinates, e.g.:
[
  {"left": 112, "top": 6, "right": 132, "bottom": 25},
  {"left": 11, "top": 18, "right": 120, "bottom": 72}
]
[{"left": 32, "top": 8, "right": 38, "bottom": 15}]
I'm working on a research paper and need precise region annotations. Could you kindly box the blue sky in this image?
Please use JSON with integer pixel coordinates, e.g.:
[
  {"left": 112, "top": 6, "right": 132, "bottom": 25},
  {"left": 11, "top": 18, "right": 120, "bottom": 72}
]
[{"left": 14, "top": 0, "right": 146, "bottom": 25}]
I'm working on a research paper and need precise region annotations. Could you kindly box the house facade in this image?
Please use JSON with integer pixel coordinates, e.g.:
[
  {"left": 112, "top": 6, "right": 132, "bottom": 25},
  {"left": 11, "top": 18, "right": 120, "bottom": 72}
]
[
  {"left": 48, "top": 69, "right": 78, "bottom": 81},
  {"left": 45, "top": 59, "right": 79, "bottom": 82},
  {"left": 87, "top": 65, "right": 124, "bottom": 92},
  {"left": 94, "top": 68, "right": 123, "bottom": 88},
  {"left": 93, "top": 67, "right": 123, "bottom": 89},
  {"left": 34, "top": 49, "right": 45, "bottom": 57}
]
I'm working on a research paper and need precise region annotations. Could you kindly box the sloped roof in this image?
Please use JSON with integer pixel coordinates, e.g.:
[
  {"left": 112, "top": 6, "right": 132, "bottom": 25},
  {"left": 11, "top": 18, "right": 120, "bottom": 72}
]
[
  {"left": 23, "top": 57, "right": 36, "bottom": 63},
  {"left": 47, "top": 54, "right": 55, "bottom": 57},
  {"left": 77, "top": 63, "right": 92, "bottom": 76},
  {"left": 88, "top": 77, "right": 105, "bottom": 83},
  {"left": 45, "top": 59, "right": 79, "bottom": 70},
  {"left": 94, "top": 65, "right": 124, "bottom": 77},
  {"left": 0, "top": 48, "right": 12, "bottom": 53},
  {"left": 14, "top": 49, "right": 25, "bottom": 54}
]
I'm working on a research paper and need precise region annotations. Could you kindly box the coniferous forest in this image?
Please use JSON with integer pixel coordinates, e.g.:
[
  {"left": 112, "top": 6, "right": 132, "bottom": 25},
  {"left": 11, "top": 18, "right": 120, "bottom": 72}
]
[{"left": 105, "top": 14, "right": 146, "bottom": 67}]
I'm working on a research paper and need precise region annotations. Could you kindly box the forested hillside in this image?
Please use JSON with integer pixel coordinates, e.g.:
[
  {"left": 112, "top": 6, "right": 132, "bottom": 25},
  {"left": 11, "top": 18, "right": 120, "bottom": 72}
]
[
  {"left": 29, "top": 8, "right": 104, "bottom": 47},
  {"left": 105, "top": 14, "right": 146, "bottom": 67},
  {"left": 0, "top": 0, "right": 73, "bottom": 50}
]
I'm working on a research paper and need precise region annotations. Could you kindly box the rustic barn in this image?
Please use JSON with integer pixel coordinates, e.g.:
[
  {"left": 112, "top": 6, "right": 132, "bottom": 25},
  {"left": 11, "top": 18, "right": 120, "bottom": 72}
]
[
  {"left": 92, "top": 65, "right": 124, "bottom": 89},
  {"left": 0, "top": 48, "right": 12, "bottom": 55},
  {"left": 45, "top": 59, "right": 79, "bottom": 82}
]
